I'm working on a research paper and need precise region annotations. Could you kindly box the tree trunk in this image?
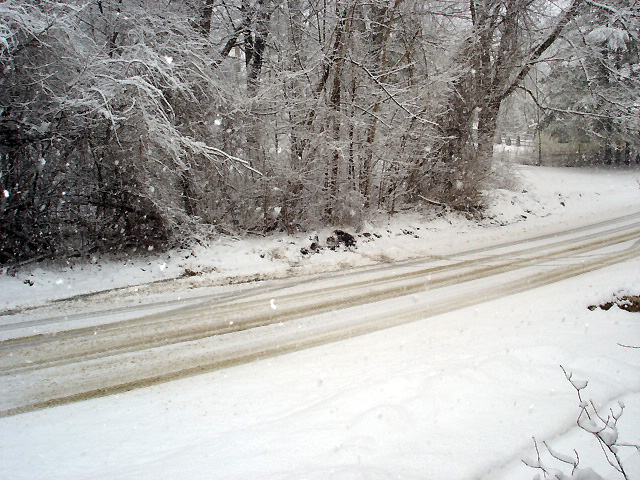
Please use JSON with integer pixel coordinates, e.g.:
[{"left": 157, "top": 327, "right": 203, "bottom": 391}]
[
  {"left": 199, "top": 0, "right": 214, "bottom": 37},
  {"left": 325, "top": 2, "right": 352, "bottom": 216},
  {"left": 421, "top": 0, "right": 584, "bottom": 210},
  {"left": 327, "top": 58, "right": 342, "bottom": 204},
  {"left": 360, "top": 0, "right": 404, "bottom": 207},
  {"left": 180, "top": 172, "right": 196, "bottom": 217},
  {"left": 246, "top": 0, "right": 271, "bottom": 94},
  {"left": 476, "top": 101, "right": 500, "bottom": 165}
]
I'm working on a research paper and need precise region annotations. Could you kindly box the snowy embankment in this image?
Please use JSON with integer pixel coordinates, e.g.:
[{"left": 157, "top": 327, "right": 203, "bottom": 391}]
[
  {"left": 1, "top": 165, "right": 639, "bottom": 313},
  {"left": 1, "top": 165, "right": 640, "bottom": 480}
]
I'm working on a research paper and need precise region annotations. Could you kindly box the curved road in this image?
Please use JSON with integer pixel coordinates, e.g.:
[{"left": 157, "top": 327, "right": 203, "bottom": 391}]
[{"left": 1, "top": 212, "right": 639, "bottom": 417}]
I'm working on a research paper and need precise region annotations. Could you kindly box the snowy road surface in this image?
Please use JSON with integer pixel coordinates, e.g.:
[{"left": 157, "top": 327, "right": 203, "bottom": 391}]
[{"left": 1, "top": 211, "right": 639, "bottom": 418}]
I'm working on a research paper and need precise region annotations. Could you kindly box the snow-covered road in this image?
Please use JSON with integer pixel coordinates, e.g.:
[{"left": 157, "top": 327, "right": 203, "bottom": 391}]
[{"left": 2, "top": 210, "right": 639, "bottom": 419}]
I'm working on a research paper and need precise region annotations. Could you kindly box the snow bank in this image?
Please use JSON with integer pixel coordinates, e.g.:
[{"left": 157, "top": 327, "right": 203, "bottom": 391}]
[{"left": 2, "top": 166, "right": 639, "bottom": 313}]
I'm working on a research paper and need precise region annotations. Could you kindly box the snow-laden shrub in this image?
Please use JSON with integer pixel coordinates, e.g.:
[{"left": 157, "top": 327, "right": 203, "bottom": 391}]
[
  {"left": 0, "top": 0, "right": 255, "bottom": 262},
  {"left": 524, "top": 366, "right": 639, "bottom": 480}
]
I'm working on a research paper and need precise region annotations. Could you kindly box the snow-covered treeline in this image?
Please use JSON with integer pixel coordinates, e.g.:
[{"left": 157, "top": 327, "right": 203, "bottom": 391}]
[
  {"left": 540, "top": 3, "right": 640, "bottom": 166},
  {"left": 0, "top": 0, "right": 637, "bottom": 263}
]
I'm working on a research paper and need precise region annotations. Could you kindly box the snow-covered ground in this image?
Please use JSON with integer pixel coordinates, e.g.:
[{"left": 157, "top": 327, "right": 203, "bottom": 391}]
[
  {"left": 1, "top": 165, "right": 640, "bottom": 479},
  {"left": 1, "top": 165, "right": 639, "bottom": 314}
]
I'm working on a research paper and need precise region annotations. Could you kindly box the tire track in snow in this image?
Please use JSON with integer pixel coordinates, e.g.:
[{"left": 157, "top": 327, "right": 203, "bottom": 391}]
[
  {"left": 0, "top": 219, "right": 639, "bottom": 417},
  {"left": 2, "top": 220, "right": 640, "bottom": 371},
  {"left": 3, "top": 211, "right": 640, "bottom": 331}
]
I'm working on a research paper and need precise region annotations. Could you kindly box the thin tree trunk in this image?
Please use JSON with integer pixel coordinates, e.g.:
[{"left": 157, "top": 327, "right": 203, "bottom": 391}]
[
  {"left": 327, "top": 49, "right": 343, "bottom": 205},
  {"left": 324, "top": 2, "right": 352, "bottom": 215},
  {"left": 360, "top": 0, "right": 404, "bottom": 206},
  {"left": 246, "top": 0, "right": 271, "bottom": 94}
]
